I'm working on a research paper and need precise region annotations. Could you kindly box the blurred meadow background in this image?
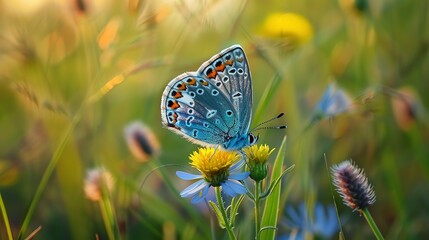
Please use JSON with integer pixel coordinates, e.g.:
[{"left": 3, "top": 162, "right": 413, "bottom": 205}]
[{"left": 0, "top": 0, "right": 428, "bottom": 239}]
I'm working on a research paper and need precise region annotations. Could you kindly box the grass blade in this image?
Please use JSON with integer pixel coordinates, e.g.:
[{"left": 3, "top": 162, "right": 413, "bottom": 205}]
[
  {"left": 260, "top": 136, "right": 287, "bottom": 240},
  {"left": 0, "top": 193, "right": 13, "bottom": 240}
]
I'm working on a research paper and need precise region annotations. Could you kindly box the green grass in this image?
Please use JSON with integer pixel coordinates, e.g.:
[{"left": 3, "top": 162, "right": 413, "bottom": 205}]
[{"left": 0, "top": 0, "right": 428, "bottom": 239}]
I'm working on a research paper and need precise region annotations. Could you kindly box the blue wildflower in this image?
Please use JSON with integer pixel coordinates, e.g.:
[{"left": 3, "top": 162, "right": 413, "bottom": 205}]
[
  {"left": 315, "top": 83, "right": 353, "bottom": 119},
  {"left": 279, "top": 203, "right": 339, "bottom": 240}
]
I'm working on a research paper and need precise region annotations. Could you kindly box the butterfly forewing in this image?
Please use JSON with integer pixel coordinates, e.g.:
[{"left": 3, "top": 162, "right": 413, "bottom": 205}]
[
  {"left": 161, "top": 45, "right": 253, "bottom": 148},
  {"left": 198, "top": 45, "right": 253, "bottom": 135}
]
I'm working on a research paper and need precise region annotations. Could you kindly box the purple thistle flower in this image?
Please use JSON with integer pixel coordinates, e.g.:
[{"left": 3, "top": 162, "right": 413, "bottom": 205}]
[{"left": 331, "top": 160, "right": 376, "bottom": 211}]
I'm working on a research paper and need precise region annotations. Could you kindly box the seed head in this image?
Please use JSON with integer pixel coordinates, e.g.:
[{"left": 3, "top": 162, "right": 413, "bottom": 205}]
[{"left": 331, "top": 160, "right": 376, "bottom": 211}]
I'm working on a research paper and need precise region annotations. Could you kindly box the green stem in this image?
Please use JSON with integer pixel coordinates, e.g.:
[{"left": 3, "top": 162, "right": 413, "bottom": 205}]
[
  {"left": 361, "top": 208, "right": 384, "bottom": 240},
  {"left": 254, "top": 181, "right": 261, "bottom": 240},
  {"left": 17, "top": 114, "right": 80, "bottom": 240},
  {"left": 99, "top": 199, "right": 115, "bottom": 240},
  {"left": 0, "top": 194, "right": 13, "bottom": 240},
  {"left": 215, "top": 187, "right": 236, "bottom": 240}
]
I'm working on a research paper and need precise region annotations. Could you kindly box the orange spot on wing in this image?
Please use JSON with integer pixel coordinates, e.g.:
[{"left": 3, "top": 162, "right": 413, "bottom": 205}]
[
  {"left": 186, "top": 78, "right": 197, "bottom": 86},
  {"left": 169, "top": 100, "right": 181, "bottom": 110},
  {"left": 200, "top": 80, "right": 209, "bottom": 86},
  {"left": 225, "top": 59, "right": 234, "bottom": 66},
  {"left": 206, "top": 70, "right": 217, "bottom": 79},
  {"left": 172, "top": 91, "right": 183, "bottom": 98},
  {"left": 237, "top": 57, "right": 244, "bottom": 62},
  {"left": 171, "top": 113, "right": 178, "bottom": 124},
  {"left": 176, "top": 82, "right": 187, "bottom": 90},
  {"left": 215, "top": 63, "right": 225, "bottom": 72}
]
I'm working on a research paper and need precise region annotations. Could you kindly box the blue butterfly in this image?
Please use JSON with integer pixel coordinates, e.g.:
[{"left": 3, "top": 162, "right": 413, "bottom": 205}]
[{"left": 161, "top": 45, "right": 258, "bottom": 151}]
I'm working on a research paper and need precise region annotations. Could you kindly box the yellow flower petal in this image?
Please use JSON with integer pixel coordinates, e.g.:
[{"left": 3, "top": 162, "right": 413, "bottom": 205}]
[
  {"left": 261, "top": 12, "right": 313, "bottom": 44},
  {"left": 244, "top": 144, "right": 274, "bottom": 164},
  {"left": 189, "top": 148, "right": 240, "bottom": 179}
]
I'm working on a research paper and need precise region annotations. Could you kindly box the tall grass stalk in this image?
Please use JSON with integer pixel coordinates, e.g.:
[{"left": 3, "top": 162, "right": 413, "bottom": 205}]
[
  {"left": 361, "top": 208, "right": 384, "bottom": 240},
  {"left": 17, "top": 114, "right": 80, "bottom": 240},
  {"left": 260, "top": 136, "right": 287, "bottom": 240},
  {"left": 99, "top": 196, "right": 119, "bottom": 240},
  {"left": 0, "top": 194, "right": 13, "bottom": 240}
]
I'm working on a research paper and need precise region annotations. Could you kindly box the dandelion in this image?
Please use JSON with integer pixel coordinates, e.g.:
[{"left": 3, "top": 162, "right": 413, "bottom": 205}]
[
  {"left": 124, "top": 121, "right": 160, "bottom": 162},
  {"left": 243, "top": 144, "right": 275, "bottom": 181},
  {"left": 84, "top": 168, "right": 114, "bottom": 202},
  {"left": 314, "top": 83, "right": 354, "bottom": 120},
  {"left": 331, "top": 160, "right": 383, "bottom": 239},
  {"left": 260, "top": 12, "right": 313, "bottom": 46},
  {"left": 279, "top": 203, "right": 339, "bottom": 240},
  {"left": 176, "top": 147, "right": 249, "bottom": 204}
]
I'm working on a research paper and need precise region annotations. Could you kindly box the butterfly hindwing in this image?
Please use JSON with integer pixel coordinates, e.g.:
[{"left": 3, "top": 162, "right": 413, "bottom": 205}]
[{"left": 161, "top": 73, "right": 237, "bottom": 147}]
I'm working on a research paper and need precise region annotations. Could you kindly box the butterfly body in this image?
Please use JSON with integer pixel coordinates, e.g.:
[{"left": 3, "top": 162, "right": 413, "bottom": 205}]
[{"left": 161, "top": 45, "right": 257, "bottom": 151}]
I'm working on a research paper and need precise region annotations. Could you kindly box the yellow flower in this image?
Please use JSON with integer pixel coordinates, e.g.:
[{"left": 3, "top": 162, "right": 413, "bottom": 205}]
[
  {"left": 260, "top": 12, "right": 313, "bottom": 45},
  {"left": 244, "top": 144, "right": 275, "bottom": 181},
  {"left": 189, "top": 148, "right": 240, "bottom": 184},
  {"left": 244, "top": 144, "right": 275, "bottom": 164},
  {"left": 177, "top": 148, "right": 249, "bottom": 203}
]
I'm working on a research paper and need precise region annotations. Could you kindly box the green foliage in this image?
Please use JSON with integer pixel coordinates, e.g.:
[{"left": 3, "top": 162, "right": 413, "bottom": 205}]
[
  {"left": 260, "top": 136, "right": 288, "bottom": 240},
  {"left": 0, "top": 0, "right": 428, "bottom": 239}
]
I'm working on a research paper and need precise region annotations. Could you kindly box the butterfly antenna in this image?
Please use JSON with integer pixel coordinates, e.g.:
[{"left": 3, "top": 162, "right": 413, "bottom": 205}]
[
  {"left": 250, "top": 113, "right": 286, "bottom": 132},
  {"left": 252, "top": 125, "right": 287, "bottom": 132}
]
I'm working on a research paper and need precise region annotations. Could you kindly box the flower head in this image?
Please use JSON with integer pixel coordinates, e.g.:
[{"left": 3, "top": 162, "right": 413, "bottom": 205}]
[
  {"left": 84, "top": 168, "right": 114, "bottom": 202},
  {"left": 279, "top": 203, "right": 339, "bottom": 240},
  {"left": 390, "top": 87, "right": 425, "bottom": 131},
  {"left": 331, "top": 160, "right": 376, "bottom": 211},
  {"left": 176, "top": 147, "right": 249, "bottom": 203},
  {"left": 124, "top": 121, "right": 160, "bottom": 162},
  {"left": 243, "top": 144, "right": 275, "bottom": 181},
  {"left": 314, "top": 83, "right": 354, "bottom": 120},
  {"left": 260, "top": 12, "right": 313, "bottom": 46}
]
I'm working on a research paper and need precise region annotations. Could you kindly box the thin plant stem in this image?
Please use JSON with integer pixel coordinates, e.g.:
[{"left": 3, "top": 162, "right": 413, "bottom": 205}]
[
  {"left": 215, "top": 187, "right": 236, "bottom": 240},
  {"left": 361, "top": 208, "right": 384, "bottom": 240},
  {"left": 254, "top": 181, "right": 261, "bottom": 240},
  {"left": 16, "top": 49, "right": 160, "bottom": 240},
  {"left": 0, "top": 194, "right": 13, "bottom": 240},
  {"left": 17, "top": 114, "right": 81, "bottom": 240},
  {"left": 99, "top": 198, "right": 116, "bottom": 240}
]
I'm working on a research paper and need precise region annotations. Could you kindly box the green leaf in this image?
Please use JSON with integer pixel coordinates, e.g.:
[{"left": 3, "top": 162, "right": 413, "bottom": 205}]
[
  {"left": 208, "top": 201, "right": 226, "bottom": 229},
  {"left": 229, "top": 195, "right": 245, "bottom": 227},
  {"left": 260, "top": 136, "right": 287, "bottom": 240}
]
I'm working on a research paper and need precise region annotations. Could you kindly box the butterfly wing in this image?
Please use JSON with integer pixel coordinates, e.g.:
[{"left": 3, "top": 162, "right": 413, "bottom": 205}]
[
  {"left": 161, "top": 45, "right": 253, "bottom": 147},
  {"left": 197, "top": 45, "right": 253, "bottom": 136}
]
